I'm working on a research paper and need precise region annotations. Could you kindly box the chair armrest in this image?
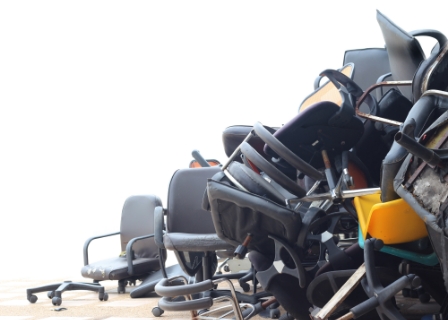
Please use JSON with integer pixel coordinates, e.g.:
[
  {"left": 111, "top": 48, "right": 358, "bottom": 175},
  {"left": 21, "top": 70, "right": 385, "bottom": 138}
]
[
  {"left": 409, "top": 29, "right": 447, "bottom": 45},
  {"left": 125, "top": 234, "right": 155, "bottom": 275},
  {"left": 314, "top": 75, "right": 324, "bottom": 90},
  {"left": 154, "top": 206, "right": 166, "bottom": 249},
  {"left": 377, "top": 72, "right": 392, "bottom": 83},
  {"left": 83, "top": 231, "right": 120, "bottom": 266},
  {"left": 376, "top": 72, "right": 394, "bottom": 100}
]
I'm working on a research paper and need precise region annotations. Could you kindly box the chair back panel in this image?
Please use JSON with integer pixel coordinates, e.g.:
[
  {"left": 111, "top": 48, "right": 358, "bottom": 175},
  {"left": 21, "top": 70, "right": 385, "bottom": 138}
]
[
  {"left": 376, "top": 10, "right": 425, "bottom": 101},
  {"left": 343, "top": 47, "right": 391, "bottom": 98},
  {"left": 166, "top": 166, "right": 221, "bottom": 234},
  {"left": 120, "top": 195, "right": 162, "bottom": 258}
]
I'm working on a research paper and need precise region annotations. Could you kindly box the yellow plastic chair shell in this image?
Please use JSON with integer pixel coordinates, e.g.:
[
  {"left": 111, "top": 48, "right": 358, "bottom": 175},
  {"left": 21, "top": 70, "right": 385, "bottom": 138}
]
[{"left": 353, "top": 193, "right": 428, "bottom": 244}]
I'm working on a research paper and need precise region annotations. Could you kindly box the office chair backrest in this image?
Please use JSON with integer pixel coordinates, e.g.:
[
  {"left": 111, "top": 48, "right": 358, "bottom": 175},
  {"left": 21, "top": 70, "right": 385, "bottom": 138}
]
[
  {"left": 166, "top": 166, "right": 221, "bottom": 234},
  {"left": 343, "top": 48, "right": 391, "bottom": 93},
  {"left": 376, "top": 10, "right": 426, "bottom": 101},
  {"left": 120, "top": 195, "right": 162, "bottom": 259},
  {"left": 377, "top": 10, "right": 447, "bottom": 103}
]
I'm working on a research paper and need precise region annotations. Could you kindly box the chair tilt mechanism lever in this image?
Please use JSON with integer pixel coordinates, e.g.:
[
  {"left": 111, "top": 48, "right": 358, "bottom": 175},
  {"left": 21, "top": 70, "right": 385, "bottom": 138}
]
[{"left": 234, "top": 233, "right": 253, "bottom": 259}]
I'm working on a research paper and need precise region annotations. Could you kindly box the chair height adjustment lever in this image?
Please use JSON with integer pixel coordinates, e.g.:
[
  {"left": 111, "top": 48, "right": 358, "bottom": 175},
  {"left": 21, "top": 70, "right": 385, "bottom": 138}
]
[{"left": 234, "top": 233, "right": 252, "bottom": 259}]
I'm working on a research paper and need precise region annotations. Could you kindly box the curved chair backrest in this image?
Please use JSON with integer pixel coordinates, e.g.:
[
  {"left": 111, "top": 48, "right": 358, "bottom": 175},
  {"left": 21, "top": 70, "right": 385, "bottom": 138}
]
[
  {"left": 120, "top": 194, "right": 162, "bottom": 259},
  {"left": 165, "top": 166, "right": 220, "bottom": 234}
]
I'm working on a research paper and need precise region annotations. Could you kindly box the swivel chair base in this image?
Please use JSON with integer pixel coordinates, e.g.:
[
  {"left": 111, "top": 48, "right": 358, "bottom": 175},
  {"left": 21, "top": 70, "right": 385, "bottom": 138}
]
[{"left": 26, "top": 280, "right": 107, "bottom": 306}]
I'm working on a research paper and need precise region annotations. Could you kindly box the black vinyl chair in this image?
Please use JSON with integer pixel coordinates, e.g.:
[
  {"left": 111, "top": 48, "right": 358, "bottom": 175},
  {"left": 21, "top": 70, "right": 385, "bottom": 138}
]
[
  {"left": 27, "top": 195, "right": 167, "bottom": 306},
  {"left": 80, "top": 195, "right": 165, "bottom": 292},
  {"left": 153, "top": 166, "right": 272, "bottom": 315}
]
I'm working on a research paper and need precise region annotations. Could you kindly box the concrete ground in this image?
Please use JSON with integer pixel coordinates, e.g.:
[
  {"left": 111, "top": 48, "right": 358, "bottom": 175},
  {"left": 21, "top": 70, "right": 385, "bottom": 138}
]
[
  {"left": 0, "top": 266, "right": 441, "bottom": 320},
  {"left": 0, "top": 274, "right": 281, "bottom": 320}
]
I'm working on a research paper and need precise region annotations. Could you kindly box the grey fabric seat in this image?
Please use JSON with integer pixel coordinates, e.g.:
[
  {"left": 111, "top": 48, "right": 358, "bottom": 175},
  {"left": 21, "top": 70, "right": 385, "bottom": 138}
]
[{"left": 81, "top": 195, "right": 165, "bottom": 292}]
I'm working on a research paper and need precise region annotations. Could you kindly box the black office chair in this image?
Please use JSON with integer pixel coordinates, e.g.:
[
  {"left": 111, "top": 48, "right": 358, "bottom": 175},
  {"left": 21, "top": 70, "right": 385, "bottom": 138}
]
[
  {"left": 153, "top": 166, "right": 271, "bottom": 317},
  {"left": 27, "top": 195, "right": 167, "bottom": 306}
]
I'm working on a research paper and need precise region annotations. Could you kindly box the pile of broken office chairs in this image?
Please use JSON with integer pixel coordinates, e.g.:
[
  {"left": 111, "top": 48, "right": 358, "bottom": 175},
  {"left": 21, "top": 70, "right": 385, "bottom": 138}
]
[
  {"left": 26, "top": 10, "right": 448, "bottom": 320},
  {"left": 154, "top": 10, "right": 448, "bottom": 320}
]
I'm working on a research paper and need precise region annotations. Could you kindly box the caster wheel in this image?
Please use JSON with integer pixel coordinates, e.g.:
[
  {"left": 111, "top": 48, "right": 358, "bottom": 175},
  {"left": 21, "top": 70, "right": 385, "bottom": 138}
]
[
  {"left": 239, "top": 282, "right": 250, "bottom": 292},
  {"left": 47, "top": 291, "right": 54, "bottom": 299},
  {"left": 118, "top": 287, "right": 126, "bottom": 294},
  {"left": 410, "top": 289, "right": 419, "bottom": 298},
  {"left": 28, "top": 295, "right": 38, "bottom": 303},
  {"left": 152, "top": 307, "right": 164, "bottom": 317},
  {"left": 270, "top": 308, "right": 280, "bottom": 319},
  {"left": 419, "top": 292, "right": 431, "bottom": 303},
  {"left": 99, "top": 293, "right": 109, "bottom": 301},
  {"left": 224, "top": 266, "right": 230, "bottom": 272},
  {"left": 52, "top": 297, "right": 62, "bottom": 306},
  {"left": 402, "top": 288, "right": 411, "bottom": 297}
]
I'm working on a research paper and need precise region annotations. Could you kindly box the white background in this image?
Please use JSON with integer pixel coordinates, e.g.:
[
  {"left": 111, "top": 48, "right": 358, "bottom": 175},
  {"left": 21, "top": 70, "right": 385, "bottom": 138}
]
[{"left": 0, "top": 1, "right": 446, "bottom": 281}]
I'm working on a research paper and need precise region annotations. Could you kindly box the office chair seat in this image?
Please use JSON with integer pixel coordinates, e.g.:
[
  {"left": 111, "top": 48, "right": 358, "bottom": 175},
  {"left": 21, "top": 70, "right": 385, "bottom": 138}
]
[
  {"left": 163, "top": 233, "right": 234, "bottom": 252},
  {"left": 81, "top": 256, "right": 161, "bottom": 281}
]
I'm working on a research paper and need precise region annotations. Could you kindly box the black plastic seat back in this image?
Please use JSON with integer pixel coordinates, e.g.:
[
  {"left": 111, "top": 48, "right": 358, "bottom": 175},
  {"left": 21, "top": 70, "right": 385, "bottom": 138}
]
[
  {"left": 264, "top": 101, "right": 364, "bottom": 169},
  {"left": 376, "top": 10, "right": 426, "bottom": 101},
  {"left": 163, "top": 166, "right": 233, "bottom": 278},
  {"left": 166, "top": 167, "right": 221, "bottom": 234},
  {"left": 343, "top": 47, "right": 391, "bottom": 94},
  {"left": 377, "top": 10, "right": 447, "bottom": 103}
]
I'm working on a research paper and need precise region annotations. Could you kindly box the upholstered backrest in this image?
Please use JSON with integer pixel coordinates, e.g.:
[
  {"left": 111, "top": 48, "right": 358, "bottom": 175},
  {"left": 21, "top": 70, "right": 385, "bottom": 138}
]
[
  {"left": 376, "top": 10, "right": 425, "bottom": 101},
  {"left": 120, "top": 195, "right": 162, "bottom": 258},
  {"left": 166, "top": 166, "right": 221, "bottom": 234},
  {"left": 343, "top": 48, "right": 391, "bottom": 92}
]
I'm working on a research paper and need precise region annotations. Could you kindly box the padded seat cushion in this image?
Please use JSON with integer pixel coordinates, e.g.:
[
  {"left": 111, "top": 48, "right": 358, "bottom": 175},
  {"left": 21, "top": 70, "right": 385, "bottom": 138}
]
[
  {"left": 163, "top": 233, "right": 234, "bottom": 252},
  {"left": 81, "top": 256, "right": 160, "bottom": 281}
]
